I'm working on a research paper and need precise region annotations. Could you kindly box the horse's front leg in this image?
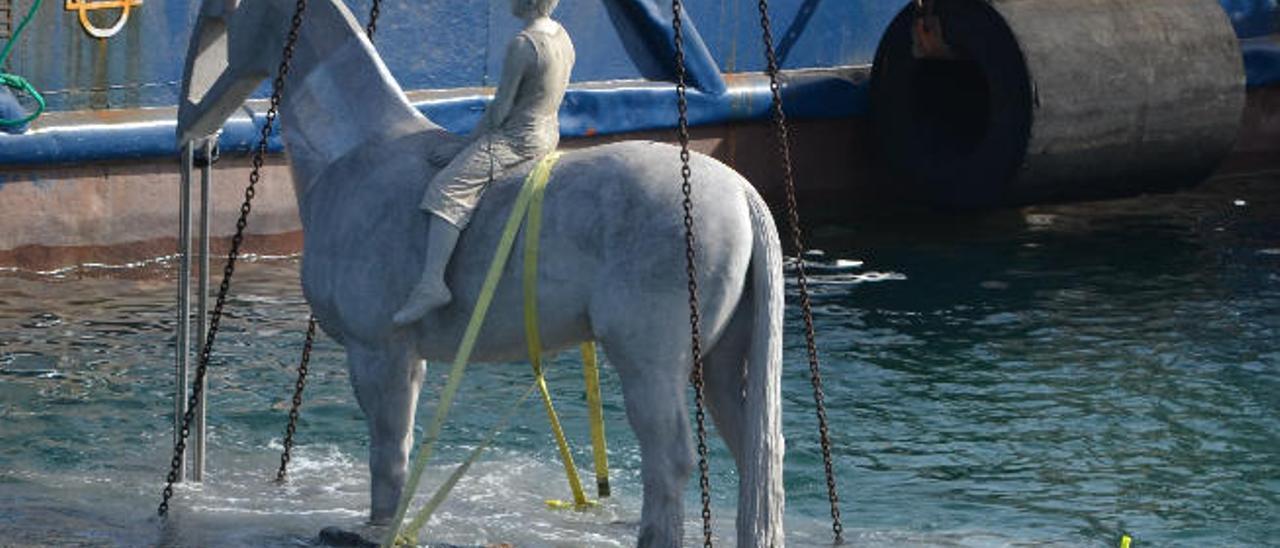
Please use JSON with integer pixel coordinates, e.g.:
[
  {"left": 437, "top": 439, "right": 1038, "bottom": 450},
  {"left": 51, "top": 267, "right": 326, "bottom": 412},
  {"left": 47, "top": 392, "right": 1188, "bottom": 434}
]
[{"left": 345, "top": 338, "right": 425, "bottom": 524}]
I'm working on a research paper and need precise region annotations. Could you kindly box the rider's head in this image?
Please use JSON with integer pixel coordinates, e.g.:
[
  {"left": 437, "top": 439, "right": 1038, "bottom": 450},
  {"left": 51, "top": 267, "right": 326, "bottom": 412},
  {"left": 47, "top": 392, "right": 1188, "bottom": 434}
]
[{"left": 510, "top": 0, "right": 559, "bottom": 19}]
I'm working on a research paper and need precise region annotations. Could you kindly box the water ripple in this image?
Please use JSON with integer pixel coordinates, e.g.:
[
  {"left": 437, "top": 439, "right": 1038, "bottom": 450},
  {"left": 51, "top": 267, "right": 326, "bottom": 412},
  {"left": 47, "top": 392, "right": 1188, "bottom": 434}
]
[{"left": 2, "top": 175, "right": 1279, "bottom": 546}]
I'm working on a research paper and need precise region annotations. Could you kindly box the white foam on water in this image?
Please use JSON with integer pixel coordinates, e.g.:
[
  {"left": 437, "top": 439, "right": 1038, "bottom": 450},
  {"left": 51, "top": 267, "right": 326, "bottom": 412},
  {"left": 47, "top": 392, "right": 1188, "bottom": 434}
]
[{"left": 1, "top": 435, "right": 1087, "bottom": 546}]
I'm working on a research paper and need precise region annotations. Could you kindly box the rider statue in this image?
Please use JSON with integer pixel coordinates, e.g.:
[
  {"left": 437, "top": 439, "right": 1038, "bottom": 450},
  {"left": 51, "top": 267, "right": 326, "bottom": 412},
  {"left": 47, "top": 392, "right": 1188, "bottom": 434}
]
[{"left": 394, "top": 0, "right": 575, "bottom": 325}]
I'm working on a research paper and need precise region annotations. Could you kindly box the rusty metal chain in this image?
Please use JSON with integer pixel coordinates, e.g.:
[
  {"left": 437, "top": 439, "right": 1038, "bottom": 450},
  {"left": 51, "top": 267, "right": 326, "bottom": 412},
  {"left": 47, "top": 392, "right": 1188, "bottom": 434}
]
[
  {"left": 158, "top": 0, "right": 310, "bottom": 518},
  {"left": 756, "top": 0, "right": 844, "bottom": 543},
  {"left": 274, "top": 0, "right": 380, "bottom": 486},
  {"left": 275, "top": 316, "right": 317, "bottom": 482},
  {"left": 671, "top": 0, "right": 713, "bottom": 545},
  {"left": 365, "top": 0, "right": 380, "bottom": 40}
]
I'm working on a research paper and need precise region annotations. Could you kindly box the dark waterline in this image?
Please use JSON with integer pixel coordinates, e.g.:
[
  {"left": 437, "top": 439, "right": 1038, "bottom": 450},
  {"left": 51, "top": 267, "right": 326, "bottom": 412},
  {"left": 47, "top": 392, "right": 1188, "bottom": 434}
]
[{"left": 1, "top": 172, "right": 1277, "bottom": 546}]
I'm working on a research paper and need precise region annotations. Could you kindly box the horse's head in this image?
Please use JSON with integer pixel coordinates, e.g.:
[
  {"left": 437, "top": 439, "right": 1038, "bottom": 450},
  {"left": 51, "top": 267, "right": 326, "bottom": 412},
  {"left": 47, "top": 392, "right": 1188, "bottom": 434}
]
[{"left": 176, "top": 0, "right": 301, "bottom": 144}]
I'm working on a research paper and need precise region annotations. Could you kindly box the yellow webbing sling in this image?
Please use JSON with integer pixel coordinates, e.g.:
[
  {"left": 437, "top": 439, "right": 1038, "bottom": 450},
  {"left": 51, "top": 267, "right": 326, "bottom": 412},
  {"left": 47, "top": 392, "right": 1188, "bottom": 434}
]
[
  {"left": 582, "top": 343, "right": 611, "bottom": 498},
  {"left": 385, "top": 152, "right": 610, "bottom": 546},
  {"left": 523, "top": 153, "right": 610, "bottom": 509}
]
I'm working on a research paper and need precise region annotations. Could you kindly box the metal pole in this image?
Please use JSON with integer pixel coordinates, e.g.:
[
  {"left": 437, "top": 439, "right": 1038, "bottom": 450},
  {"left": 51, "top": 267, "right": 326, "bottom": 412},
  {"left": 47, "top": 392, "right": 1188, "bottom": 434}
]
[
  {"left": 175, "top": 142, "right": 194, "bottom": 483},
  {"left": 192, "top": 139, "right": 213, "bottom": 482}
]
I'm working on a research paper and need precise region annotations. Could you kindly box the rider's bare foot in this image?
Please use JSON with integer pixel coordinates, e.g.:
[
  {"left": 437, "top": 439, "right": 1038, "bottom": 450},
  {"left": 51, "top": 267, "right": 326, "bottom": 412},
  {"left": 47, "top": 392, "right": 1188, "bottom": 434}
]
[{"left": 392, "top": 279, "right": 451, "bottom": 326}]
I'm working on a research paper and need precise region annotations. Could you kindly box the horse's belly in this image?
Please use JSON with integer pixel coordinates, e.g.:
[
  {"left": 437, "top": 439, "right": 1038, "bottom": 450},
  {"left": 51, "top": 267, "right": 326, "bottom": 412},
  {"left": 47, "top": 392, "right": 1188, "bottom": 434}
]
[{"left": 302, "top": 249, "right": 416, "bottom": 346}]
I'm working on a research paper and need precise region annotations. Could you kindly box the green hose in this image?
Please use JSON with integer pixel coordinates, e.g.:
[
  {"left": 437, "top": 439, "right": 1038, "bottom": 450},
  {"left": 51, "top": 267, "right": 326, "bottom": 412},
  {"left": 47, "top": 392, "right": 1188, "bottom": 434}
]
[{"left": 1, "top": 0, "right": 46, "bottom": 128}]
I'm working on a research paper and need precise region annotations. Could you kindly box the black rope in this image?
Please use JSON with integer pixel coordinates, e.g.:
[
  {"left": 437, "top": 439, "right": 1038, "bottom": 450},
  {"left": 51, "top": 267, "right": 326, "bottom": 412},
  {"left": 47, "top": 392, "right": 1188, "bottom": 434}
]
[{"left": 756, "top": 0, "right": 843, "bottom": 542}]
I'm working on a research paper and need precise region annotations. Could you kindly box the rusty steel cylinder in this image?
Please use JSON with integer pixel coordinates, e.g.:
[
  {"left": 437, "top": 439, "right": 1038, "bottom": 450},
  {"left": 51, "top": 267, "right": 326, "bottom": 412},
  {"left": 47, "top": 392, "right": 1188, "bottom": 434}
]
[{"left": 871, "top": 0, "right": 1246, "bottom": 207}]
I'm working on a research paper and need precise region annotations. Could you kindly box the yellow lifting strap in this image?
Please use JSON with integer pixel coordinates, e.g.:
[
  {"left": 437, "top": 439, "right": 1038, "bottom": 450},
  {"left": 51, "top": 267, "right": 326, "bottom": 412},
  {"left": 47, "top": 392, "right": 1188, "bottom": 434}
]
[
  {"left": 382, "top": 153, "right": 557, "bottom": 547},
  {"left": 582, "top": 343, "right": 611, "bottom": 498},
  {"left": 523, "top": 152, "right": 609, "bottom": 510},
  {"left": 384, "top": 152, "right": 611, "bottom": 546},
  {"left": 397, "top": 381, "right": 538, "bottom": 542}
]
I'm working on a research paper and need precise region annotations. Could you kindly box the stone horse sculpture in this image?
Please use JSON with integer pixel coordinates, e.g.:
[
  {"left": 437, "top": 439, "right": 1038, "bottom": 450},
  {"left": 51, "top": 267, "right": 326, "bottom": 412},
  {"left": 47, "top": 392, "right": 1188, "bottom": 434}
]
[{"left": 177, "top": 0, "right": 785, "bottom": 545}]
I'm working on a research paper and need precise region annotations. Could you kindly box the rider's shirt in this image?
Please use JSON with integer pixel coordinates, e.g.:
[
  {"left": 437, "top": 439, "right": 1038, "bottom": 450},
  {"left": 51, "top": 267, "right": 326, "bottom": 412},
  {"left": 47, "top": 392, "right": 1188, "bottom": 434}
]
[{"left": 420, "top": 23, "right": 576, "bottom": 229}]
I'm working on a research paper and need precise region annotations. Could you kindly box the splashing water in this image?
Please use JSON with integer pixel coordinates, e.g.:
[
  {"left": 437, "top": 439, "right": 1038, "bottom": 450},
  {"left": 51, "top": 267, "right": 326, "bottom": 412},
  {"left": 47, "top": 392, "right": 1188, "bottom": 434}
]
[{"left": 1, "top": 172, "right": 1278, "bottom": 546}]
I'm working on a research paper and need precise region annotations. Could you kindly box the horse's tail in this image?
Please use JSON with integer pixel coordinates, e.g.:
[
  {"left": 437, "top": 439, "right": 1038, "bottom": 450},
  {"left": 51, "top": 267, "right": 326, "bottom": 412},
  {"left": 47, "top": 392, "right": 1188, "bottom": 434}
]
[{"left": 738, "top": 182, "right": 786, "bottom": 547}]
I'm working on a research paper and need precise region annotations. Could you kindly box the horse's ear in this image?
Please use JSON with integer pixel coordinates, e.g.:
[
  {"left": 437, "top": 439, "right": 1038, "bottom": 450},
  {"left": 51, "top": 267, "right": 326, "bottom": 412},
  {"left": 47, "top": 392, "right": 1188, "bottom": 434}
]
[
  {"left": 177, "top": 0, "right": 256, "bottom": 144},
  {"left": 198, "top": 0, "right": 238, "bottom": 19},
  {"left": 180, "top": 0, "right": 235, "bottom": 107}
]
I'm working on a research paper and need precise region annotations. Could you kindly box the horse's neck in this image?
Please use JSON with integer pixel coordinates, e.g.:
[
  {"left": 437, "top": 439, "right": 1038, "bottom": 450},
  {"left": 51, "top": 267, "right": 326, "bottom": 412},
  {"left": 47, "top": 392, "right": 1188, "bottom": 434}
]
[{"left": 280, "top": 0, "right": 439, "bottom": 196}]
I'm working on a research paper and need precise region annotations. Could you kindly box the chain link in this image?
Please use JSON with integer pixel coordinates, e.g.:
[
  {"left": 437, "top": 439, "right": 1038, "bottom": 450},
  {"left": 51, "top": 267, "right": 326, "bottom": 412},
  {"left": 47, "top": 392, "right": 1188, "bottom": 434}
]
[
  {"left": 365, "top": 0, "right": 380, "bottom": 41},
  {"left": 274, "top": 0, "right": 379, "bottom": 487},
  {"left": 158, "top": 0, "right": 310, "bottom": 517},
  {"left": 756, "top": 0, "right": 844, "bottom": 543},
  {"left": 275, "top": 316, "right": 317, "bottom": 482},
  {"left": 671, "top": 1, "right": 713, "bottom": 545}
]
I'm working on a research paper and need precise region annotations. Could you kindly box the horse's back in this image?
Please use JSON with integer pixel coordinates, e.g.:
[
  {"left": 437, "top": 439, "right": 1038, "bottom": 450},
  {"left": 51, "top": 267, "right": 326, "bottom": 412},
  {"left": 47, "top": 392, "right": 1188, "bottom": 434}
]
[
  {"left": 304, "top": 134, "right": 757, "bottom": 353},
  {"left": 497, "top": 141, "right": 758, "bottom": 356},
  {"left": 459, "top": 139, "right": 755, "bottom": 280}
]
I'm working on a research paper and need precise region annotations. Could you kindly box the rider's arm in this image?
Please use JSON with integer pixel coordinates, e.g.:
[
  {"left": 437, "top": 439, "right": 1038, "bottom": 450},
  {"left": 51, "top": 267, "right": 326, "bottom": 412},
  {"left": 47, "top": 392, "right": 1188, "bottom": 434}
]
[
  {"left": 431, "top": 35, "right": 534, "bottom": 166},
  {"left": 479, "top": 33, "right": 534, "bottom": 132}
]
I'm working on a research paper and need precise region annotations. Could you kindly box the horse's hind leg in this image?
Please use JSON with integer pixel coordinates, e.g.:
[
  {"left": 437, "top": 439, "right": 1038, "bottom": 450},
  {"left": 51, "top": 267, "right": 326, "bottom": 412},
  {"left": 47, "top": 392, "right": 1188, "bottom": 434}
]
[
  {"left": 703, "top": 297, "right": 752, "bottom": 467},
  {"left": 703, "top": 294, "right": 783, "bottom": 548},
  {"left": 345, "top": 339, "right": 425, "bottom": 524},
  {"left": 603, "top": 338, "right": 694, "bottom": 547}
]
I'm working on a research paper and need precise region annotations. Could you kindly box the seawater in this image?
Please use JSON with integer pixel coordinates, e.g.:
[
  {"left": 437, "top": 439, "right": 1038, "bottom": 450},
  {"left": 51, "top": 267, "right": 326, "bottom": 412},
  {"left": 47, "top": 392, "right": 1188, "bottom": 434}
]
[{"left": 1, "top": 172, "right": 1277, "bottom": 547}]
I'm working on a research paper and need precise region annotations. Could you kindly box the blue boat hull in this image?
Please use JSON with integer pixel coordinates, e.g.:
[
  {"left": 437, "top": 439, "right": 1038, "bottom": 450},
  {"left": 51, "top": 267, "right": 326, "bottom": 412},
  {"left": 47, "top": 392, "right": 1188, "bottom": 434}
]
[
  {"left": 0, "top": 0, "right": 1276, "bottom": 165},
  {"left": 0, "top": 0, "right": 1277, "bottom": 270}
]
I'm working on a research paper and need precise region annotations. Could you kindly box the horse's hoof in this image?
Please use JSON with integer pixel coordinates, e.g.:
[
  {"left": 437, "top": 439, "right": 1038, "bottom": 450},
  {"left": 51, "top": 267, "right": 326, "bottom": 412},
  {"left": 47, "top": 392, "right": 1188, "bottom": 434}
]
[{"left": 318, "top": 526, "right": 378, "bottom": 547}]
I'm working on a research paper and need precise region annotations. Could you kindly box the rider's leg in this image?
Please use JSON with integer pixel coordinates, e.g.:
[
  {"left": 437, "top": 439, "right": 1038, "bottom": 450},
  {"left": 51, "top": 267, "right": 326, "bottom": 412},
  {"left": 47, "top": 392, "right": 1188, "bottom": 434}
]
[{"left": 393, "top": 213, "right": 460, "bottom": 325}]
